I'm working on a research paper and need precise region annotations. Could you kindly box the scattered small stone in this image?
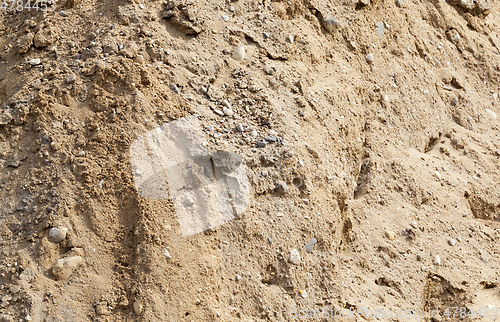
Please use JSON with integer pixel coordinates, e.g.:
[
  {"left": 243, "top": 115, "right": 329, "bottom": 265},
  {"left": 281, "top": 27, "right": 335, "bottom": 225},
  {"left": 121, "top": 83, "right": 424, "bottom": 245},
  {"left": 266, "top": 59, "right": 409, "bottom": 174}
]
[
  {"left": 133, "top": 301, "right": 143, "bottom": 315},
  {"left": 264, "top": 136, "right": 277, "bottom": 142},
  {"left": 366, "top": 53, "right": 374, "bottom": 63},
  {"left": 434, "top": 171, "right": 442, "bottom": 180},
  {"left": 236, "top": 274, "right": 242, "bottom": 281},
  {"left": 448, "top": 238, "right": 456, "bottom": 246},
  {"left": 416, "top": 254, "right": 422, "bottom": 261},
  {"left": 263, "top": 32, "right": 270, "bottom": 39},
  {"left": 456, "top": 235, "right": 462, "bottom": 242},
  {"left": 138, "top": 3, "right": 145, "bottom": 9},
  {"left": 324, "top": 17, "right": 339, "bottom": 33},
  {"left": 223, "top": 106, "right": 234, "bottom": 116},
  {"left": 433, "top": 255, "right": 441, "bottom": 266},
  {"left": 250, "top": 130, "right": 258, "bottom": 136},
  {"left": 134, "top": 54, "right": 145, "bottom": 64},
  {"left": 453, "top": 34, "right": 460, "bottom": 43},
  {"left": 163, "top": 248, "right": 172, "bottom": 259},
  {"left": 451, "top": 98, "right": 458, "bottom": 105},
  {"left": 275, "top": 181, "right": 289, "bottom": 194},
  {"left": 396, "top": 0, "right": 403, "bottom": 6},
  {"left": 261, "top": 170, "right": 268, "bottom": 176},
  {"left": 52, "top": 254, "right": 83, "bottom": 280},
  {"left": 305, "top": 238, "right": 317, "bottom": 253},
  {"left": 268, "top": 237, "right": 273, "bottom": 243},
  {"left": 236, "top": 123, "right": 244, "bottom": 132},
  {"left": 385, "top": 230, "right": 396, "bottom": 240},
  {"left": 410, "top": 222, "right": 418, "bottom": 229},
  {"left": 256, "top": 140, "right": 267, "bottom": 147},
  {"left": 289, "top": 249, "right": 301, "bottom": 265},
  {"left": 29, "top": 58, "right": 41, "bottom": 65},
  {"left": 48, "top": 227, "right": 68, "bottom": 243},
  {"left": 221, "top": 15, "right": 229, "bottom": 22},
  {"left": 376, "top": 22, "right": 384, "bottom": 37},
  {"left": 232, "top": 46, "right": 245, "bottom": 61},
  {"left": 66, "top": 74, "right": 76, "bottom": 84},
  {"left": 481, "top": 255, "right": 488, "bottom": 264},
  {"left": 485, "top": 109, "right": 497, "bottom": 120},
  {"left": 170, "top": 84, "right": 180, "bottom": 94},
  {"left": 287, "top": 35, "right": 294, "bottom": 43},
  {"left": 299, "top": 290, "right": 307, "bottom": 298}
]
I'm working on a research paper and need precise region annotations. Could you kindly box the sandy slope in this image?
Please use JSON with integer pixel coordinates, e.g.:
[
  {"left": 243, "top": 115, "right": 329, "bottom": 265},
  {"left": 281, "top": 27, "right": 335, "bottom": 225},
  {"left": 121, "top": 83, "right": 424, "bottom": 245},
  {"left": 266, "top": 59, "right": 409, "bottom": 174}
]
[{"left": 0, "top": 0, "right": 499, "bottom": 320}]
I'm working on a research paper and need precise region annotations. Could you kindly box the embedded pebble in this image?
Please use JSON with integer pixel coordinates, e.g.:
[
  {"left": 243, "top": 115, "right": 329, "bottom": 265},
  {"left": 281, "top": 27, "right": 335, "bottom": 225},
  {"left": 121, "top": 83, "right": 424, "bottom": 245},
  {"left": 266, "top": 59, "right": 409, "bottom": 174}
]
[
  {"left": 222, "top": 99, "right": 231, "bottom": 108},
  {"left": 223, "top": 106, "right": 234, "bottom": 116},
  {"left": 134, "top": 54, "right": 145, "bottom": 64},
  {"left": 485, "top": 109, "right": 497, "bottom": 120},
  {"left": 138, "top": 3, "right": 145, "bottom": 9},
  {"left": 434, "top": 171, "right": 442, "bottom": 180},
  {"left": 268, "top": 237, "right": 273, "bottom": 243},
  {"left": 287, "top": 35, "right": 294, "bottom": 43},
  {"left": 305, "top": 238, "right": 317, "bottom": 253},
  {"left": 410, "top": 222, "right": 418, "bottom": 229},
  {"left": 221, "top": 15, "right": 229, "bottom": 22},
  {"left": 481, "top": 255, "right": 488, "bottom": 264},
  {"left": 29, "top": 58, "right": 41, "bottom": 65},
  {"left": 265, "top": 136, "right": 277, "bottom": 142},
  {"left": 163, "top": 249, "right": 172, "bottom": 259},
  {"left": 52, "top": 255, "right": 83, "bottom": 280},
  {"left": 232, "top": 46, "right": 245, "bottom": 61},
  {"left": 366, "top": 53, "right": 374, "bottom": 63},
  {"left": 66, "top": 74, "right": 77, "bottom": 84},
  {"left": 385, "top": 230, "right": 396, "bottom": 240},
  {"left": 453, "top": 34, "right": 460, "bottom": 43},
  {"left": 275, "top": 181, "right": 289, "bottom": 194},
  {"left": 289, "top": 249, "right": 301, "bottom": 265},
  {"left": 250, "top": 130, "right": 258, "bottom": 136},
  {"left": 48, "top": 227, "right": 68, "bottom": 243},
  {"left": 256, "top": 140, "right": 267, "bottom": 147},
  {"left": 324, "top": 17, "right": 339, "bottom": 33},
  {"left": 134, "top": 301, "right": 143, "bottom": 315},
  {"left": 170, "top": 84, "right": 180, "bottom": 94},
  {"left": 263, "top": 32, "right": 270, "bottom": 39},
  {"left": 416, "top": 254, "right": 422, "bottom": 261},
  {"left": 433, "top": 255, "right": 441, "bottom": 266},
  {"left": 236, "top": 123, "right": 244, "bottom": 132},
  {"left": 261, "top": 170, "right": 268, "bottom": 176},
  {"left": 448, "top": 238, "right": 456, "bottom": 246},
  {"left": 236, "top": 274, "right": 242, "bottom": 281}
]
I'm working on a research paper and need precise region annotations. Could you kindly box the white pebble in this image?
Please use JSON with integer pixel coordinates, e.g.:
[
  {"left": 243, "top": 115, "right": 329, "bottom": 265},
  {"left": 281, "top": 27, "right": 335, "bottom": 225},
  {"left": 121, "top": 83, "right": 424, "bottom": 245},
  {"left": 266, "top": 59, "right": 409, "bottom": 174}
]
[
  {"left": 433, "top": 255, "right": 441, "bottom": 266},
  {"left": 434, "top": 171, "right": 442, "bottom": 180},
  {"left": 163, "top": 248, "right": 172, "bottom": 259},
  {"left": 485, "top": 109, "right": 496, "bottom": 120},
  {"left": 29, "top": 58, "right": 41, "bottom": 65},
  {"left": 289, "top": 249, "right": 301, "bottom": 265},
  {"left": 221, "top": 15, "right": 229, "bottom": 22},
  {"left": 448, "top": 238, "right": 456, "bottom": 246},
  {"left": 366, "top": 53, "right": 374, "bottom": 63},
  {"left": 223, "top": 106, "right": 234, "bottom": 116},
  {"left": 232, "top": 46, "right": 245, "bottom": 61},
  {"left": 287, "top": 35, "right": 294, "bottom": 43},
  {"left": 453, "top": 34, "right": 460, "bottom": 43}
]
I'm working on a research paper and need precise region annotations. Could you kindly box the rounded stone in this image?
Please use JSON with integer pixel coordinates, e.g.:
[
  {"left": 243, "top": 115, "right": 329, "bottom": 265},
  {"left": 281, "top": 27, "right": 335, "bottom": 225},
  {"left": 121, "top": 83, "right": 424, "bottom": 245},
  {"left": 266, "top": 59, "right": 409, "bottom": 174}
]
[
  {"left": 385, "top": 230, "right": 396, "bottom": 240},
  {"left": 366, "top": 53, "right": 374, "bottom": 63},
  {"left": 48, "top": 227, "right": 68, "bottom": 243},
  {"left": 447, "top": 238, "right": 456, "bottom": 246},
  {"left": 232, "top": 46, "right": 245, "bottom": 61},
  {"left": 289, "top": 249, "right": 301, "bottom": 265}
]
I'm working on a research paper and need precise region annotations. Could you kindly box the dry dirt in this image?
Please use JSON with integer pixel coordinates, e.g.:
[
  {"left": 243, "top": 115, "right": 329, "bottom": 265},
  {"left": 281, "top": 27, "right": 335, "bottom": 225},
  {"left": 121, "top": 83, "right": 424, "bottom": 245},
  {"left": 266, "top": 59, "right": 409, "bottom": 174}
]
[{"left": 1, "top": 0, "right": 500, "bottom": 320}]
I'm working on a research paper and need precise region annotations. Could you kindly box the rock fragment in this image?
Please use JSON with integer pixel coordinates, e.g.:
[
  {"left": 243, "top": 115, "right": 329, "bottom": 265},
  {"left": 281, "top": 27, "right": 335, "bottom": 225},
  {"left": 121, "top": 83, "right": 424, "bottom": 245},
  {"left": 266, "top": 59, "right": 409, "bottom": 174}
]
[
  {"left": 324, "top": 17, "right": 339, "bottom": 33},
  {"left": 275, "top": 181, "right": 288, "bottom": 194},
  {"left": 232, "top": 46, "right": 245, "bottom": 61},
  {"left": 385, "top": 230, "right": 396, "bottom": 240},
  {"left": 305, "top": 238, "right": 317, "bottom": 253},
  {"left": 52, "top": 255, "right": 83, "bottom": 280},
  {"left": 48, "top": 227, "right": 68, "bottom": 243},
  {"left": 289, "top": 249, "right": 300, "bottom": 265}
]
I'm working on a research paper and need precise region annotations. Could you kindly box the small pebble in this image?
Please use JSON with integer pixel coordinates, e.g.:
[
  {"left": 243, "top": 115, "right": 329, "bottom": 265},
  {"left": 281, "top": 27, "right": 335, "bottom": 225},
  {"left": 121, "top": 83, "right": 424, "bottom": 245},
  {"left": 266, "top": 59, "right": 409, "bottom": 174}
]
[
  {"left": 453, "top": 34, "right": 460, "bottom": 43},
  {"left": 236, "top": 274, "right": 242, "bottom": 281},
  {"left": 261, "top": 170, "right": 268, "bottom": 176},
  {"left": 416, "top": 254, "right": 422, "bottom": 261},
  {"left": 305, "top": 238, "right": 317, "bottom": 253},
  {"left": 134, "top": 301, "right": 143, "bottom": 315},
  {"left": 250, "top": 130, "right": 258, "bottom": 136},
  {"left": 236, "top": 123, "right": 244, "bottom": 132},
  {"left": 385, "top": 230, "right": 396, "bottom": 240},
  {"left": 448, "top": 238, "right": 456, "bottom": 246},
  {"left": 324, "top": 17, "right": 339, "bottom": 33},
  {"left": 485, "top": 109, "right": 497, "bottom": 120},
  {"left": 163, "top": 249, "right": 172, "bottom": 259},
  {"left": 287, "top": 35, "right": 294, "bottom": 43},
  {"left": 221, "top": 15, "right": 229, "bottom": 22},
  {"left": 138, "top": 3, "right": 145, "bottom": 9},
  {"left": 134, "top": 54, "right": 145, "bottom": 64},
  {"left": 66, "top": 74, "right": 76, "bottom": 84},
  {"left": 434, "top": 171, "right": 442, "bottom": 180},
  {"left": 289, "top": 249, "right": 301, "bottom": 265},
  {"left": 29, "top": 58, "right": 41, "bottom": 65},
  {"left": 256, "top": 140, "right": 267, "bottom": 147},
  {"left": 481, "top": 255, "right": 488, "bottom": 264},
  {"left": 366, "top": 53, "right": 374, "bottom": 63},
  {"left": 433, "top": 255, "right": 441, "bottom": 266},
  {"left": 48, "top": 227, "right": 68, "bottom": 243},
  {"left": 223, "top": 106, "right": 234, "bottom": 116},
  {"left": 265, "top": 136, "right": 277, "bottom": 142},
  {"left": 232, "top": 46, "right": 245, "bottom": 61},
  {"left": 275, "top": 181, "right": 289, "bottom": 194},
  {"left": 268, "top": 237, "right": 273, "bottom": 243},
  {"left": 263, "top": 32, "right": 270, "bottom": 39},
  {"left": 170, "top": 84, "right": 180, "bottom": 94}
]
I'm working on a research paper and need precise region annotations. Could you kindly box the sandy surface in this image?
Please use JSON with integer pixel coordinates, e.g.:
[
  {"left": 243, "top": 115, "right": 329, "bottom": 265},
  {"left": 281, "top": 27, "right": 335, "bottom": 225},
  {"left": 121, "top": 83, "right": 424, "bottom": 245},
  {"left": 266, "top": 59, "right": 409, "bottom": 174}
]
[{"left": 0, "top": 0, "right": 500, "bottom": 320}]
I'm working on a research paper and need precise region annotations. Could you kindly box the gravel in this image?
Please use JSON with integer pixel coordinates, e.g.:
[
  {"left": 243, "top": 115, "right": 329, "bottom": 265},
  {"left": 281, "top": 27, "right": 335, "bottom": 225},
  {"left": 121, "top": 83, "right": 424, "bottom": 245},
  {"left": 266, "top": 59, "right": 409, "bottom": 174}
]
[
  {"left": 275, "top": 181, "right": 289, "bottom": 194},
  {"left": 305, "top": 238, "right": 317, "bottom": 253}
]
